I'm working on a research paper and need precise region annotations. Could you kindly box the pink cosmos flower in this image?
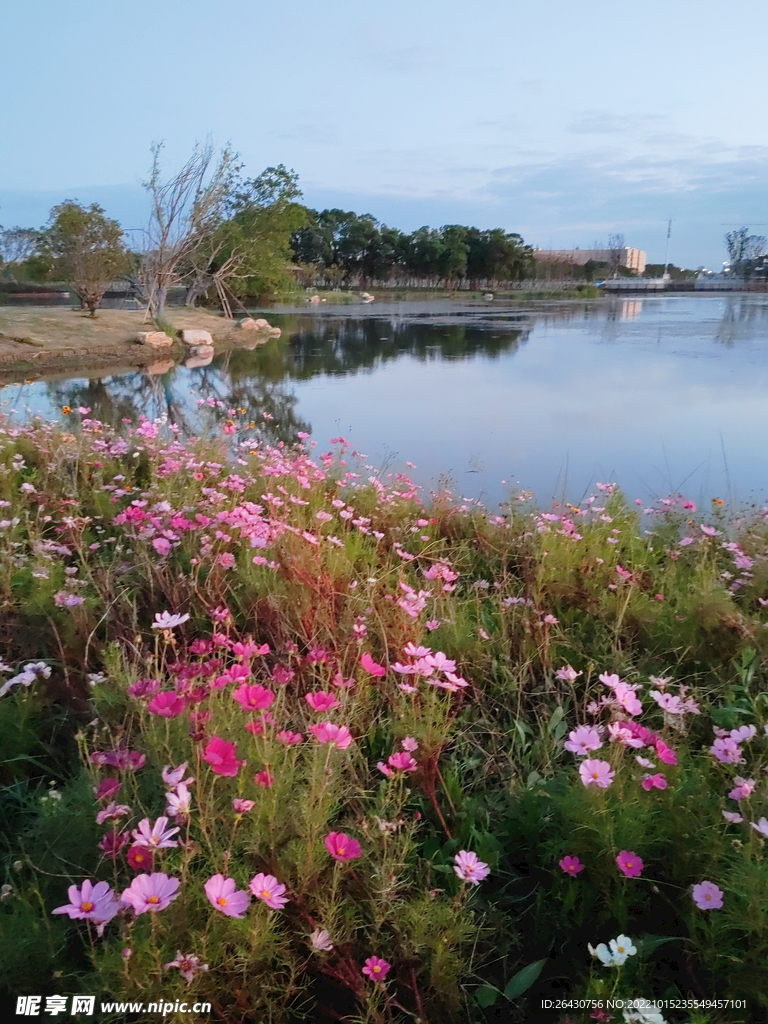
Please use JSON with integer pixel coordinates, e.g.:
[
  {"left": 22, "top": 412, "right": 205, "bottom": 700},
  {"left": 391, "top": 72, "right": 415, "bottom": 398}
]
[
  {"left": 453, "top": 850, "right": 490, "bottom": 883},
  {"left": 711, "top": 737, "right": 743, "bottom": 764},
  {"left": 147, "top": 691, "right": 186, "bottom": 718},
  {"left": 308, "top": 722, "right": 353, "bottom": 749},
  {"left": 310, "top": 928, "right": 333, "bottom": 951},
  {"left": 564, "top": 726, "right": 602, "bottom": 756},
  {"left": 249, "top": 872, "right": 288, "bottom": 909},
  {"left": 360, "top": 652, "right": 387, "bottom": 677},
  {"left": 616, "top": 851, "right": 643, "bottom": 878},
  {"left": 731, "top": 725, "right": 757, "bottom": 743},
  {"left": 96, "top": 802, "right": 131, "bottom": 825},
  {"left": 654, "top": 740, "right": 678, "bottom": 766},
  {"left": 254, "top": 769, "right": 274, "bottom": 788},
  {"left": 387, "top": 751, "right": 418, "bottom": 772},
  {"left": 132, "top": 816, "right": 180, "bottom": 850},
  {"left": 232, "top": 683, "right": 275, "bottom": 711},
  {"left": 607, "top": 722, "right": 645, "bottom": 748},
  {"left": 53, "top": 880, "right": 122, "bottom": 936},
  {"left": 277, "top": 730, "right": 303, "bottom": 745},
  {"left": 722, "top": 810, "right": 743, "bottom": 824},
  {"left": 555, "top": 664, "right": 582, "bottom": 683},
  {"left": 641, "top": 773, "right": 667, "bottom": 791},
  {"left": 152, "top": 537, "right": 172, "bottom": 557},
  {"left": 164, "top": 951, "right": 209, "bottom": 984},
  {"left": 121, "top": 873, "right": 180, "bottom": 914},
  {"left": 204, "top": 874, "right": 250, "bottom": 918},
  {"left": 636, "top": 756, "right": 656, "bottom": 769},
  {"left": 100, "top": 830, "right": 130, "bottom": 860},
  {"left": 728, "top": 777, "right": 756, "bottom": 801},
  {"left": 305, "top": 691, "right": 339, "bottom": 712},
  {"left": 202, "top": 736, "right": 244, "bottom": 776},
  {"left": 233, "top": 798, "right": 255, "bottom": 814},
  {"left": 612, "top": 683, "right": 643, "bottom": 716},
  {"left": 152, "top": 611, "right": 190, "bottom": 630},
  {"left": 692, "top": 880, "right": 723, "bottom": 910},
  {"left": 401, "top": 737, "right": 418, "bottom": 751},
  {"left": 751, "top": 817, "right": 768, "bottom": 837},
  {"left": 325, "top": 832, "right": 362, "bottom": 861},
  {"left": 362, "top": 956, "right": 391, "bottom": 982},
  {"left": 559, "top": 855, "right": 584, "bottom": 876},
  {"left": 162, "top": 762, "right": 193, "bottom": 789},
  {"left": 127, "top": 845, "right": 154, "bottom": 871},
  {"left": 579, "top": 759, "right": 615, "bottom": 789},
  {"left": 94, "top": 778, "right": 121, "bottom": 801},
  {"left": 166, "top": 781, "right": 193, "bottom": 820}
]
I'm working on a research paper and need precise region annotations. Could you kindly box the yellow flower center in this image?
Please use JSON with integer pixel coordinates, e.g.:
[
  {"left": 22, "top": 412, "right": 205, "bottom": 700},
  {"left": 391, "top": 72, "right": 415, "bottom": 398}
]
[
  {"left": 81, "top": 901, "right": 94, "bottom": 912},
  {"left": 373, "top": 966, "right": 381, "bottom": 973},
  {"left": 261, "top": 889, "right": 271, "bottom": 900},
  {"left": 217, "top": 897, "right": 228, "bottom": 907},
  {"left": 617, "top": 946, "right": 625, "bottom": 953},
  {"left": 147, "top": 895, "right": 160, "bottom": 904}
]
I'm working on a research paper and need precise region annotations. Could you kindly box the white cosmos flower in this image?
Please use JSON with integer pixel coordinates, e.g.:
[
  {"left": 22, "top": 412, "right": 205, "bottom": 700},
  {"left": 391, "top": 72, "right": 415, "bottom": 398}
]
[
  {"left": 152, "top": 611, "right": 190, "bottom": 629},
  {"left": 588, "top": 934, "right": 637, "bottom": 967}
]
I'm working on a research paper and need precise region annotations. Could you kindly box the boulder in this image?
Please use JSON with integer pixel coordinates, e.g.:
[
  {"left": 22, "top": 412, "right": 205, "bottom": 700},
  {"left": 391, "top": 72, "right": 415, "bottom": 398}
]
[
  {"left": 146, "top": 359, "right": 175, "bottom": 376},
  {"left": 185, "top": 345, "right": 214, "bottom": 368},
  {"left": 137, "top": 331, "right": 173, "bottom": 348},
  {"left": 181, "top": 328, "right": 214, "bottom": 347},
  {"left": 239, "top": 317, "right": 270, "bottom": 330}
]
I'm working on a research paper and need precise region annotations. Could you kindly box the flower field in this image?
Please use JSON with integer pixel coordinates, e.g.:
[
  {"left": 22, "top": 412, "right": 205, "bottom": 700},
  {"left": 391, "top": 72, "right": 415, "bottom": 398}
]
[{"left": 1, "top": 409, "right": 768, "bottom": 1023}]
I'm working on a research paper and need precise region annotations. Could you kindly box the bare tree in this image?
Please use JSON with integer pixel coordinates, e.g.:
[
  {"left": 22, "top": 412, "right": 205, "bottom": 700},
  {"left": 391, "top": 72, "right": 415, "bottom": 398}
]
[
  {"left": 138, "top": 140, "right": 240, "bottom": 320},
  {"left": 725, "top": 227, "right": 767, "bottom": 274},
  {"left": 607, "top": 233, "right": 625, "bottom": 277},
  {"left": 0, "top": 226, "right": 41, "bottom": 267}
]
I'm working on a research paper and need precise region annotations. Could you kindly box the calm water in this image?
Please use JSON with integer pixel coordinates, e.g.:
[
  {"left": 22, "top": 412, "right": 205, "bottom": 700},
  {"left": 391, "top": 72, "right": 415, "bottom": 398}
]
[{"left": 3, "top": 295, "right": 768, "bottom": 511}]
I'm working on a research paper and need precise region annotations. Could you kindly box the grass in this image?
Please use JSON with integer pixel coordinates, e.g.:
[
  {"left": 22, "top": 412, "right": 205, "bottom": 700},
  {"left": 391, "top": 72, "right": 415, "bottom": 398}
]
[{"left": 0, "top": 414, "right": 767, "bottom": 1023}]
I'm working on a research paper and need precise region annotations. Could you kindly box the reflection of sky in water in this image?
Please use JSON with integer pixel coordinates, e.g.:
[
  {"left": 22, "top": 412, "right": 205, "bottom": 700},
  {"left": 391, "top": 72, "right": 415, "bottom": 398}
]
[{"left": 3, "top": 295, "right": 768, "bottom": 511}]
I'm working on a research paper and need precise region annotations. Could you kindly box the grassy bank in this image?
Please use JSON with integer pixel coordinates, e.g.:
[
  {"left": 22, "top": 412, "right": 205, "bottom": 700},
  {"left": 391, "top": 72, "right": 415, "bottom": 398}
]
[{"left": 1, "top": 411, "right": 767, "bottom": 1023}]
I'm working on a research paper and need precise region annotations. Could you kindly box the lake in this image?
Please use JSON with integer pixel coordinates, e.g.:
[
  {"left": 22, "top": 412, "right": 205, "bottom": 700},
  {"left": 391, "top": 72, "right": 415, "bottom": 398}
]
[{"left": 2, "top": 294, "right": 768, "bottom": 512}]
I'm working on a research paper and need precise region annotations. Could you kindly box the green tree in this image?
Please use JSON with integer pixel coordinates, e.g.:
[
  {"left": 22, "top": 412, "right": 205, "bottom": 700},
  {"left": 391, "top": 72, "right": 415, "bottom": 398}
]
[{"left": 43, "top": 202, "right": 130, "bottom": 316}]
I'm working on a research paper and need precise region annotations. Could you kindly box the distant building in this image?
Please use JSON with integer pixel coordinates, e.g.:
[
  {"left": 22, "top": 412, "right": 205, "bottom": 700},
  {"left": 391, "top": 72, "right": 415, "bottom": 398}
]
[{"left": 534, "top": 247, "right": 647, "bottom": 275}]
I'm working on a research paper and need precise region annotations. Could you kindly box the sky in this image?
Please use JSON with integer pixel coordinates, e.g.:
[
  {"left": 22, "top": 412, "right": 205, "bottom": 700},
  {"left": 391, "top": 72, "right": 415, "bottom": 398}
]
[{"left": 2, "top": 0, "right": 767, "bottom": 268}]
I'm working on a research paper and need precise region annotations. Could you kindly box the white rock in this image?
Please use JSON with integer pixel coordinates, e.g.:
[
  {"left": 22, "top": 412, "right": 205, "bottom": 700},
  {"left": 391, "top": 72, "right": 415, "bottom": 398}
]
[
  {"left": 185, "top": 345, "right": 214, "bottom": 368},
  {"left": 137, "top": 331, "right": 173, "bottom": 348},
  {"left": 181, "top": 329, "right": 214, "bottom": 346},
  {"left": 239, "top": 317, "right": 270, "bottom": 330}
]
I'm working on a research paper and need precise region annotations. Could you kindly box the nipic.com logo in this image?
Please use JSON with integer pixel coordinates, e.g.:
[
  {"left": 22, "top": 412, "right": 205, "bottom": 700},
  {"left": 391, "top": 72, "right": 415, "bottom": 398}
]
[{"left": 14, "top": 995, "right": 212, "bottom": 1016}]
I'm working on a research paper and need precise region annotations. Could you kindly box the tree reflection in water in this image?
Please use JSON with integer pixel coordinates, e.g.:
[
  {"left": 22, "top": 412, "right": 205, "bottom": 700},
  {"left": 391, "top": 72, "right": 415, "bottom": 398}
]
[{"left": 41, "top": 313, "right": 530, "bottom": 442}]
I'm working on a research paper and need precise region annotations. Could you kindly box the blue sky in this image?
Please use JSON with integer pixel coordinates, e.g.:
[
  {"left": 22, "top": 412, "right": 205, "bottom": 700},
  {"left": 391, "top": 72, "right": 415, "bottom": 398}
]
[{"left": 2, "top": 0, "right": 767, "bottom": 267}]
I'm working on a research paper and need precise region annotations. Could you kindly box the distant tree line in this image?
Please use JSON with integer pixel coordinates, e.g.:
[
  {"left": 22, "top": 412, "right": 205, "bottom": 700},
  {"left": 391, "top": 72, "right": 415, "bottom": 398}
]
[
  {"left": 290, "top": 211, "right": 535, "bottom": 289},
  {"left": 724, "top": 227, "right": 768, "bottom": 279}
]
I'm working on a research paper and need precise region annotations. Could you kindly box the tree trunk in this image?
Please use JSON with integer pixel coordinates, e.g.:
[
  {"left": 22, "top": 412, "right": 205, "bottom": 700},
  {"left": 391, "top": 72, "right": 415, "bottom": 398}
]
[{"left": 155, "top": 286, "right": 167, "bottom": 319}]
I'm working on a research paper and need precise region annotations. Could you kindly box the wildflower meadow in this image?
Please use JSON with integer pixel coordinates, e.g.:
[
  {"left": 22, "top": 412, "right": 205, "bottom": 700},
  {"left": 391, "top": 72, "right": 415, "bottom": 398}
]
[{"left": 1, "top": 408, "right": 768, "bottom": 1023}]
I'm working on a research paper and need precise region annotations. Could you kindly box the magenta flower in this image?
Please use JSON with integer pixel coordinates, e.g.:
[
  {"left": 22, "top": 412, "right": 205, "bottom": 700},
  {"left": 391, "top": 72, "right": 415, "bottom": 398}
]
[
  {"left": 121, "top": 872, "right": 180, "bottom": 914},
  {"left": 254, "top": 768, "right": 274, "bottom": 788},
  {"left": 360, "top": 652, "right": 387, "bottom": 677},
  {"left": 387, "top": 751, "right": 418, "bottom": 772},
  {"left": 308, "top": 722, "right": 353, "bottom": 749},
  {"left": 362, "top": 956, "right": 391, "bottom": 982},
  {"left": 654, "top": 740, "right": 678, "bottom": 766},
  {"left": 127, "top": 845, "right": 154, "bottom": 871},
  {"left": 641, "top": 773, "right": 667, "bottom": 791},
  {"left": 325, "top": 832, "right": 362, "bottom": 861},
  {"left": 232, "top": 682, "right": 275, "bottom": 711},
  {"left": 692, "top": 880, "right": 723, "bottom": 910},
  {"left": 728, "top": 777, "right": 755, "bottom": 800},
  {"left": 204, "top": 874, "right": 250, "bottom": 918},
  {"left": 616, "top": 851, "right": 643, "bottom": 878},
  {"left": 99, "top": 830, "right": 130, "bottom": 860},
  {"left": 132, "top": 816, "right": 180, "bottom": 850},
  {"left": 147, "top": 691, "right": 186, "bottom": 718},
  {"left": 249, "top": 872, "right": 288, "bottom": 909},
  {"left": 453, "top": 850, "right": 490, "bottom": 883},
  {"left": 53, "top": 879, "right": 122, "bottom": 936},
  {"left": 564, "top": 726, "right": 602, "bottom": 756},
  {"left": 277, "top": 729, "right": 303, "bottom": 745},
  {"left": 94, "top": 778, "right": 121, "bottom": 801},
  {"left": 579, "top": 759, "right": 615, "bottom": 789},
  {"left": 305, "top": 691, "right": 340, "bottom": 712},
  {"left": 559, "top": 855, "right": 584, "bottom": 876},
  {"left": 202, "top": 736, "right": 244, "bottom": 776}
]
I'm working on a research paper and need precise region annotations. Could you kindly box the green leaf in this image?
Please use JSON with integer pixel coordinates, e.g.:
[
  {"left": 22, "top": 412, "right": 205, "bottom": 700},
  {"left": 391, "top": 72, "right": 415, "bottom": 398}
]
[
  {"left": 475, "top": 985, "right": 501, "bottom": 1008},
  {"left": 547, "top": 705, "right": 565, "bottom": 734},
  {"left": 636, "top": 934, "right": 679, "bottom": 958},
  {"left": 503, "top": 958, "right": 547, "bottom": 1000}
]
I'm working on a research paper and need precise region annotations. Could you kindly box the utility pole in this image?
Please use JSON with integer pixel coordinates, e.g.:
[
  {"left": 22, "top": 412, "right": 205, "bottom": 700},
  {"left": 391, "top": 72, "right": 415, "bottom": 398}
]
[{"left": 662, "top": 219, "right": 672, "bottom": 279}]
